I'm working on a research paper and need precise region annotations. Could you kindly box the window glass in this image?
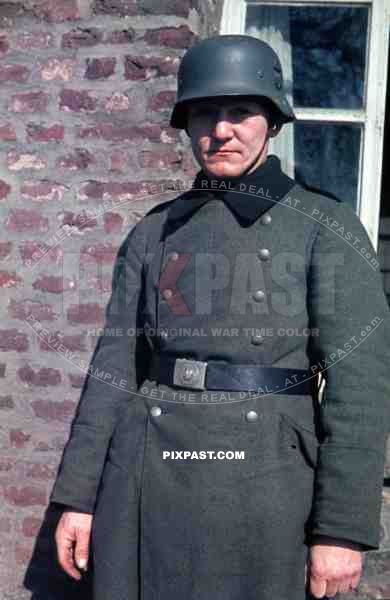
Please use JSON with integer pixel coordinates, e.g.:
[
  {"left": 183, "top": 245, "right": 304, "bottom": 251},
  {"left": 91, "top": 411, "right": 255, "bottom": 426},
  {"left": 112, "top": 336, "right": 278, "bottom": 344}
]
[
  {"left": 245, "top": 5, "right": 369, "bottom": 108},
  {"left": 294, "top": 122, "right": 361, "bottom": 208}
]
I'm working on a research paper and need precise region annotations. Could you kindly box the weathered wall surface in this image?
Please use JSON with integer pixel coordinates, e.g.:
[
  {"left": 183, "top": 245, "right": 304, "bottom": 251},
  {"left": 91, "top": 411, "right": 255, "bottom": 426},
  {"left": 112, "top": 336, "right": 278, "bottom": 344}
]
[{"left": 0, "top": 0, "right": 388, "bottom": 598}]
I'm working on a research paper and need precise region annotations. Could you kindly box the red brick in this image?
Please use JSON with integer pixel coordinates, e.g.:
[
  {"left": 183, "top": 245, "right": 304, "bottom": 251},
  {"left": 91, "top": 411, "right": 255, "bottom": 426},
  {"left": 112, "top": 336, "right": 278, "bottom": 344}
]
[
  {"left": 60, "top": 210, "right": 97, "bottom": 230},
  {"left": 10, "top": 430, "right": 31, "bottom": 449},
  {"left": 93, "top": 0, "right": 136, "bottom": 16},
  {"left": 25, "top": 462, "right": 57, "bottom": 480},
  {"left": 41, "top": 57, "right": 74, "bottom": 81},
  {"left": 0, "top": 63, "right": 29, "bottom": 83},
  {"left": 39, "top": 332, "right": 87, "bottom": 352},
  {"left": 103, "top": 212, "right": 123, "bottom": 233},
  {"left": 0, "top": 123, "right": 16, "bottom": 141},
  {"left": 3, "top": 485, "right": 46, "bottom": 506},
  {"left": 31, "top": 398, "right": 76, "bottom": 423},
  {"left": 15, "top": 543, "right": 34, "bottom": 566},
  {"left": 85, "top": 57, "right": 116, "bottom": 79},
  {"left": 77, "top": 180, "right": 141, "bottom": 201},
  {"left": 139, "top": 149, "right": 182, "bottom": 169},
  {"left": 0, "top": 396, "right": 14, "bottom": 409},
  {"left": 0, "top": 395, "right": 12, "bottom": 411},
  {"left": 31, "top": 0, "right": 80, "bottom": 23},
  {"left": 143, "top": 25, "right": 196, "bottom": 49},
  {"left": 124, "top": 55, "right": 179, "bottom": 80},
  {"left": 104, "top": 92, "right": 130, "bottom": 112},
  {"left": 105, "top": 29, "right": 135, "bottom": 44},
  {"left": 62, "top": 27, "right": 103, "bottom": 48},
  {"left": 138, "top": 0, "right": 190, "bottom": 17},
  {"left": 80, "top": 242, "right": 118, "bottom": 265},
  {"left": 0, "top": 179, "right": 11, "bottom": 200},
  {"left": 0, "top": 457, "right": 15, "bottom": 472},
  {"left": 0, "top": 329, "right": 29, "bottom": 352},
  {"left": 33, "top": 275, "right": 75, "bottom": 294},
  {"left": 22, "top": 516, "right": 41, "bottom": 537},
  {"left": 88, "top": 273, "right": 112, "bottom": 293},
  {"left": 26, "top": 123, "right": 64, "bottom": 142},
  {"left": 77, "top": 122, "right": 162, "bottom": 142},
  {"left": 0, "top": 271, "right": 23, "bottom": 288},
  {"left": 7, "top": 151, "right": 46, "bottom": 171},
  {"left": 18, "top": 365, "right": 62, "bottom": 386},
  {"left": 56, "top": 148, "right": 95, "bottom": 170},
  {"left": 21, "top": 180, "right": 66, "bottom": 202},
  {"left": 109, "top": 150, "right": 128, "bottom": 171},
  {"left": 8, "top": 299, "right": 56, "bottom": 322},
  {"left": 0, "top": 517, "right": 11, "bottom": 534},
  {"left": 17, "top": 31, "right": 54, "bottom": 49},
  {"left": 149, "top": 90, "right": 176, "bottom": 111},
  {"left": 0, "top": 3, "right": 24, "bottom": 24},
  {"left": 0, "top": 241, "right": 12, "bottom": 260},
  {"left": 68, "top": 373, "right": 85, "bottom": 388},
  {"left": 0, "top": 34, "right": 9, "bottom": 56},
  {"left": 159, "top": 126, "right": 180, "bottom": 143},
  {"left": 19, "top": 241, "right": 63, "bottom": 265},
  {"left": 9, "top": 90, "right": 48, "bottom": 113},
  {"left": 5, "top": 209, "right": 49, "bottom": 232},
  {"left": 60, "top": 88, "right": 97, "bottom": 112},
  {"left": 67, "top": 303, "right": 104, "bottom": 324}
]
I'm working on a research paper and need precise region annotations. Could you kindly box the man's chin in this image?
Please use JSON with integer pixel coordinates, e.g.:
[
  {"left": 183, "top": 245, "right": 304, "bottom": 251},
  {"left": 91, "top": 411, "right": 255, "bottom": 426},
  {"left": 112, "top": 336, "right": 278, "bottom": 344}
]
[{"left": 202, "top": 160, "right": 246, "bottom": 179}]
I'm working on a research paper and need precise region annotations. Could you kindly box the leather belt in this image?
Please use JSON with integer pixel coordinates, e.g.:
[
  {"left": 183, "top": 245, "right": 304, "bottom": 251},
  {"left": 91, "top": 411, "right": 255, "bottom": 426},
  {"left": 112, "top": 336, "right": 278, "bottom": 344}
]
[{"left": 148, "top": 354, "right": 316, "bottom": 395}]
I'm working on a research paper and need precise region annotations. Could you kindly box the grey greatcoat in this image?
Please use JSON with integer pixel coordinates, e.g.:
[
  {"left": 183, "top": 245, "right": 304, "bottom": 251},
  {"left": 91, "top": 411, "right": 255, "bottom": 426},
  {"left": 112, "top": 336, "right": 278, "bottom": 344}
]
[{"left": 50, "top": 156, "right": 390, "bottom": 600}]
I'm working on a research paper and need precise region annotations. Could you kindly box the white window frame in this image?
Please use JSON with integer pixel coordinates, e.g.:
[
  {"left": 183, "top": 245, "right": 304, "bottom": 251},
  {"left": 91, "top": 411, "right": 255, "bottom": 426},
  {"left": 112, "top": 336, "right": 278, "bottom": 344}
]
[{"left": 221, "top": 0, "right": 390, "bottom": 250}]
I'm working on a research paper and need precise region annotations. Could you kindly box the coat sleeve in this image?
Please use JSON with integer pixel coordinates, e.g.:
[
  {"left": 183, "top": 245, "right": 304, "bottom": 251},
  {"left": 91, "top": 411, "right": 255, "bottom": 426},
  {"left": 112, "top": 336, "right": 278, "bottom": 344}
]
[
  {"left": 306, "top": 200, "right": 390, "bottom": 551},
  {"left": 49, "top": 222, "right": 150, "bottom": 514}
]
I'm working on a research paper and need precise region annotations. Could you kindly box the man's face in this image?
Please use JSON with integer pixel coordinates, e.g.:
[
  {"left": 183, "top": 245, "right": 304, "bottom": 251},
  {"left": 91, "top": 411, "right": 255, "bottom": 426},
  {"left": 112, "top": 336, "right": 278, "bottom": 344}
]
[{"left": 186, "top": 97, "right": 276, "bottom": 178}]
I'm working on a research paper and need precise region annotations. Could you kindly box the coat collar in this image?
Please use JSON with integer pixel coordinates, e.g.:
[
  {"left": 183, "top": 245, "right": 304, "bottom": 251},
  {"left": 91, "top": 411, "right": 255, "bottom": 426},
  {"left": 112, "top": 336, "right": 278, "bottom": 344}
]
[{"left": 167, "top": 155, "right": 296, "bottom": 224}]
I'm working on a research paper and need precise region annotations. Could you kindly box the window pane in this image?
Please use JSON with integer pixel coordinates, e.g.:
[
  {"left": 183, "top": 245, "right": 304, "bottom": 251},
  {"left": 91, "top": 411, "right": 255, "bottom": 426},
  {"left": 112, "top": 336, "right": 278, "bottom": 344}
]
[
  {"left": 294, "top": 123, "right": 361, "bottom": 209},
  {"left": 245, "top": 5, "right": 369, "bottom": 109}
]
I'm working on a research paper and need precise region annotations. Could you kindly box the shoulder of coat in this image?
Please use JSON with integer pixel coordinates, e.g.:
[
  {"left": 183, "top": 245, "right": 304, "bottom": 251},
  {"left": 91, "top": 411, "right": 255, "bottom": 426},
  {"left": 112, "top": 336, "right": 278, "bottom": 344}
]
[
  {"left": 292, "top": 181, "right": 345, "bottom": 216},
  {"left": 295, "top": 181, "right": 343, "bottom": 205},
  {"left": 135, "top": 189, "right": 193, "bottom": 225}
]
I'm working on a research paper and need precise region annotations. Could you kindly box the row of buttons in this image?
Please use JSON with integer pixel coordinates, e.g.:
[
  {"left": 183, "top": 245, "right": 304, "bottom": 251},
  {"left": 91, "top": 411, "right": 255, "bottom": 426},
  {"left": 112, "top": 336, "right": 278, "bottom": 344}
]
[
  {"left": 149, "top": 406, "right": 260, "bottom": 422},
  {"left": 159, "top": 213, "right": 272, "bottom": 346},
  {"left": 161, "top": 248, "right": 271, "bottom": 301},
  {"left": 158, "top": 329, "right": 263, "bottom": 346}
]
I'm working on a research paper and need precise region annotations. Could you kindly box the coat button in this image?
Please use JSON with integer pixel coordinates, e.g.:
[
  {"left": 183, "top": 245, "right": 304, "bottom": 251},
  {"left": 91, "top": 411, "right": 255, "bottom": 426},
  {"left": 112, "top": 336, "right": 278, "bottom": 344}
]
[
  {"left": 258, "top": 248, "right": 271, "bottom": 261},
  {"left": 252, "top": 289, "right": 265, "bottom": 302},
  {"left": 162, "top": 288, "right": 173, "bottom": 299},
  {"left": 260, "top": 213, "right": 272, "bottom": 225},
  {"left": 246, "top": 410, "right": 259, "bottom": 422},
  {"left": 150, "top": 406, "right": 162, "bottom": 417},
  {"left": 251, "top": 333, "right": 264, "bottom": 345}
]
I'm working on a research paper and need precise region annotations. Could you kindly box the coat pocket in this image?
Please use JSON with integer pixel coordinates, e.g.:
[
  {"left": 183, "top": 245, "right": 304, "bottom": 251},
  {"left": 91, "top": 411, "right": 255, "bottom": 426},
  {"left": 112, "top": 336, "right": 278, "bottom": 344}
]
[{"left": 279, "top": 412, "right": 320, "bottom": 471}]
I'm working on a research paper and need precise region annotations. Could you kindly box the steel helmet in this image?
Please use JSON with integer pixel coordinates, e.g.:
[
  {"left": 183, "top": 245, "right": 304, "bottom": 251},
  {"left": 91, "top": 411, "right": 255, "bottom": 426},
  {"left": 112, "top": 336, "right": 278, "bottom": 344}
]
[{"left": 169, "top": 34, "right": 295, "bottom": 130}]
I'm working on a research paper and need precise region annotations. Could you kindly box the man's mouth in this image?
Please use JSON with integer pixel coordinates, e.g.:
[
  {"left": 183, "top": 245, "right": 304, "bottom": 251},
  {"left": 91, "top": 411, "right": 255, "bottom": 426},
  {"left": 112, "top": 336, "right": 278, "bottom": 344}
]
[{"left": 209, "top": 150, "right": 235, "bottom": 155}]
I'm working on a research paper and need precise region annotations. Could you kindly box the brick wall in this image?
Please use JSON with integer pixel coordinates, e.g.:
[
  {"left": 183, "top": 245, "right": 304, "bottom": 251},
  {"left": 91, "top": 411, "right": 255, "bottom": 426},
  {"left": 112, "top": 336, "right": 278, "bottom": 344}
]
[
  {"left": 0, "top": 1, "right": 222, "bottom": 597},
  {"left": 0, "top": 1, "right": 389, "bottom": 598}
]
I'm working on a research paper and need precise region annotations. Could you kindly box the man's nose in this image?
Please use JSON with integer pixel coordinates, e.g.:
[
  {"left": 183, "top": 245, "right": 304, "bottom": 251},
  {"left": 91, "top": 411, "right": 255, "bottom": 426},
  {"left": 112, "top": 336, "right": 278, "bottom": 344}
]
[{"left": 212, "top": 110, "right": 233, "bottom": 138}]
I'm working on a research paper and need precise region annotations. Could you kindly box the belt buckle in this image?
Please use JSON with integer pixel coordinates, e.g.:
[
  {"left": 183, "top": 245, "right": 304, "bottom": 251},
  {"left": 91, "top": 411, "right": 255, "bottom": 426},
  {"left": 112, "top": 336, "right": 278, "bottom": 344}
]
[{"left": 173, "top": 358, "right": 208, "bottom": 391}]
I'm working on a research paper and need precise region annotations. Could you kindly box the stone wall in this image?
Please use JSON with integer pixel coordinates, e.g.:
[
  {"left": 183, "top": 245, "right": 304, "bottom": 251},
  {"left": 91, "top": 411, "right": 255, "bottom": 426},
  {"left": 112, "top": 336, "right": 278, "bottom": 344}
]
[{"left": 0, "top": 1, "right": 221, "bottom": 597}]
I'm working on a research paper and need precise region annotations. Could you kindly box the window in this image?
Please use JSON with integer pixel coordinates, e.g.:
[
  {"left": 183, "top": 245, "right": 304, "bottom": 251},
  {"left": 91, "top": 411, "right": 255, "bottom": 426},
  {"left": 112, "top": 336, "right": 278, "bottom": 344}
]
[{"left": 221, "top": 0, "right": 390, "bottom": 250}]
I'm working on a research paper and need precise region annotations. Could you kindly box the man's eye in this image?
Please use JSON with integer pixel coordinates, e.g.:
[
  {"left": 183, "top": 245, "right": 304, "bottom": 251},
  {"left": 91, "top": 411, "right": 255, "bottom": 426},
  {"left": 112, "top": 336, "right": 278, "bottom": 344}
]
[
  {"left": 190, "top": 106, "right": 214, "bottom": 118},
  {"left": 231, "top": 107, "right": 251, "bottom": 117}
]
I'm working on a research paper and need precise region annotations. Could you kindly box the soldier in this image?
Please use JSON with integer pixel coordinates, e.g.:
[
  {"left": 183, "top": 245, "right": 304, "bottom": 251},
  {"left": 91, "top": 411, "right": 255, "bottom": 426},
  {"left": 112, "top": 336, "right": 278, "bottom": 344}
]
[{"left": 51, "top": 35, "right": 390, "bottom": 600}]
